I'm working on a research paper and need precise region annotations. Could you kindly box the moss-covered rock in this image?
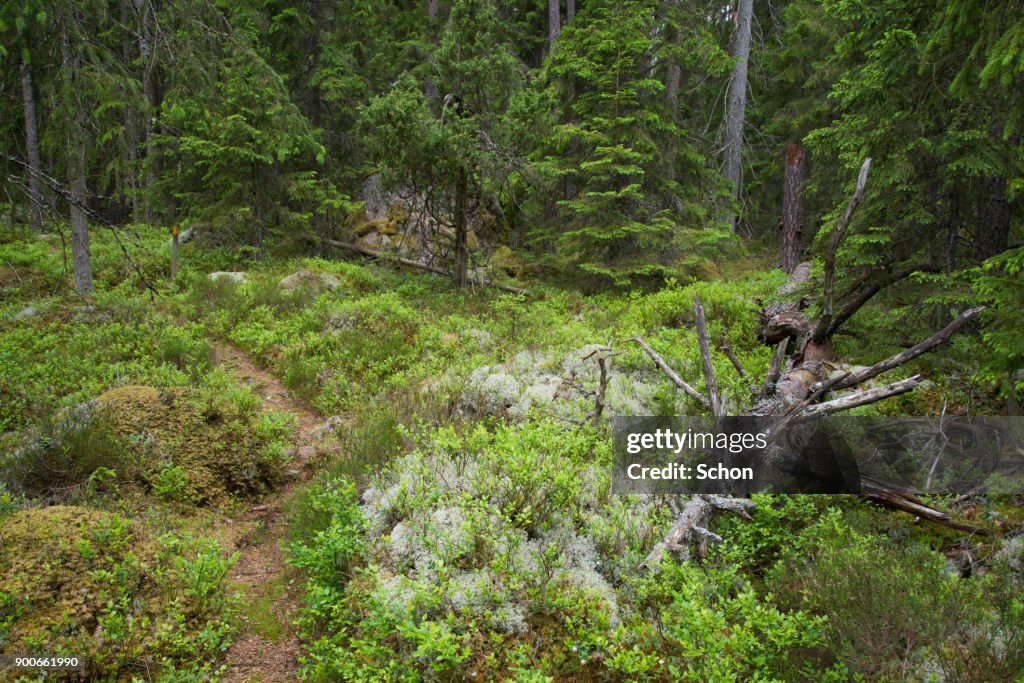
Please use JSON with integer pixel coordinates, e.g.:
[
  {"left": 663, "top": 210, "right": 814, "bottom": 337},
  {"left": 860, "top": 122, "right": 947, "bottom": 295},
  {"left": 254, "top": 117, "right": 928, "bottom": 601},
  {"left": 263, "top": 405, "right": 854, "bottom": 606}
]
[
  {"left": 0, "top": 506, "right": 153, "bottom": 656},
  {"left": 96, "top": 385, "right": 282, "bottom": 504}
]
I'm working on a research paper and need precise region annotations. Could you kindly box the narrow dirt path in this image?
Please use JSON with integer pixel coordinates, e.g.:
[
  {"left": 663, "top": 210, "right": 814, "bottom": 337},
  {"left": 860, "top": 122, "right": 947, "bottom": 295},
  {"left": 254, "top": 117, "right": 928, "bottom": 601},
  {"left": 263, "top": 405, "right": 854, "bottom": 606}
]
[{"left": 213, "top": 343, "right": 325, "bottom": 683}]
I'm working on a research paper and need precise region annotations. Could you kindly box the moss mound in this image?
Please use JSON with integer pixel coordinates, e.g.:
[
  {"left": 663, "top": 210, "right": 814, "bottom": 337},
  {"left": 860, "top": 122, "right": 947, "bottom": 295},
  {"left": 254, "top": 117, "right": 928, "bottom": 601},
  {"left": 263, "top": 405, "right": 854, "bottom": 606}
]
[
  {"left": 0, "top": 506, "right": 153, "bottom": 654},
  {"left": 97, "top": 385, "right": 282, "bottom": 504}
]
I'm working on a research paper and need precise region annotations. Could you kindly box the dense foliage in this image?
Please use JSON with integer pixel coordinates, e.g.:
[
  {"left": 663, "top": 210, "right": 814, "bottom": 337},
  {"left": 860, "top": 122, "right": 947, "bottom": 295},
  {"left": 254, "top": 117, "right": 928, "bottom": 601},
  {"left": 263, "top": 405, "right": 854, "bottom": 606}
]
[{"left": 1, "top": 0, "right": 1023, "bottom": 680}]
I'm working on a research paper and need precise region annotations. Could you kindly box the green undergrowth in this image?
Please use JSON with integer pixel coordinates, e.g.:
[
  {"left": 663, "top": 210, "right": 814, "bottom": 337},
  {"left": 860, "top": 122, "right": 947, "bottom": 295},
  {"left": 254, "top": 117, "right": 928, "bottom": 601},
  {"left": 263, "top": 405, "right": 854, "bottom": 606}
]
[
  {"left": 0, "top": 506, "right": 236, "bottom": 681},
  {"left": 0, "top": 231, "right": 295, "bottom": 681},
  {"left": 1, "top": 228, "right": 1020, "bottom": 681}
]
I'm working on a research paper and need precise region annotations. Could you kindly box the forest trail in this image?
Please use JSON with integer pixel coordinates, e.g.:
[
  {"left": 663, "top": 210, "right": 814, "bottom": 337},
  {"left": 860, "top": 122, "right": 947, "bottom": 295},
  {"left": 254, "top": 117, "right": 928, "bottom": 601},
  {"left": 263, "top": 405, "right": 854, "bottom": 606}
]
[{"left": 212, "top": 343, "right": 324, "bottom": 683}]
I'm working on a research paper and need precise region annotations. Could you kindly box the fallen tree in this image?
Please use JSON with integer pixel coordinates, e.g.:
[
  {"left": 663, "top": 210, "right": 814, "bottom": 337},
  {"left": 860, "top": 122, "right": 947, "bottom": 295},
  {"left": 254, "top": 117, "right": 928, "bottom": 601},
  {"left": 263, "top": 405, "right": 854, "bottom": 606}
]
[
  {"left": 324, "top": 238, "right": 529, "bottom": 295},
  {"left": 623, "top": 160, "right": 989, "bottom": 569}
]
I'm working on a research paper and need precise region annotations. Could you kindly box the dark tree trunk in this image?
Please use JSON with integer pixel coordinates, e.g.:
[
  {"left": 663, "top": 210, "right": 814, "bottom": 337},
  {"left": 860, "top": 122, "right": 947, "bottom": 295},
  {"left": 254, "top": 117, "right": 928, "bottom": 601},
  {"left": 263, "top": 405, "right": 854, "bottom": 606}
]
[
  {"left": 567, "top": 0, "right": 575, "bottom": 22},
  {"left": 429, "top": 0, "right": 438, "bottom": 18},
  {"left": 453, "top": 170, "right": 469, "bottom": 289},
  {"left": 722, "top": 0, "right": 753, "bottom": 233},
  {"left": 974, "top": 175, "right": 1010, "bottom": 261},
  {"left": 135, "top": 0, "right": 161, "bottom": 224},
  {"left": 121, "top": 0, "right": 141, "bottom": 222},
  {"left": 21, "top": 60, "right": 44, "bottom": 231},
  {"left": 779, "top": 143, "right": 806, "bottom": 273},
  {"left": 548, "top": 0, "right": 560, "bottom": 54}
]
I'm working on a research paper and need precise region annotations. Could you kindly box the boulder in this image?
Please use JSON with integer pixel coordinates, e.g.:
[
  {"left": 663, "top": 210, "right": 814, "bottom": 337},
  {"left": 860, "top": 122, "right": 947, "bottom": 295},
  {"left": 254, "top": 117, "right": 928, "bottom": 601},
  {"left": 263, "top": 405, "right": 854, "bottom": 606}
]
[
  {"left": 279, "top": 269, "right": 342, "bottom": 293},
  {"left": 208, "top": 271, "right": 247, "bottom": 284}
]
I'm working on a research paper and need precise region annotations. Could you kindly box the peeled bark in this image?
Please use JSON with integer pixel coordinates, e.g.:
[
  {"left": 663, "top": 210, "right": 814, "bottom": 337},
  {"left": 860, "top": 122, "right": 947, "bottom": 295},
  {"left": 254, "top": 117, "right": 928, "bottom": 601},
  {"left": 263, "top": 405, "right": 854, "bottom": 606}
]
[
  {"left": 779, "top": 143, "right": 805, "bottom": 273},
  {"left": 548, "top": 0, "right": 560, "bottom": 54},
  {"left": 21, "top": 60, "right": 44, "bottom": 231},
  {"left": 722, "top": 0, "right": 754, "bottom": 232}
]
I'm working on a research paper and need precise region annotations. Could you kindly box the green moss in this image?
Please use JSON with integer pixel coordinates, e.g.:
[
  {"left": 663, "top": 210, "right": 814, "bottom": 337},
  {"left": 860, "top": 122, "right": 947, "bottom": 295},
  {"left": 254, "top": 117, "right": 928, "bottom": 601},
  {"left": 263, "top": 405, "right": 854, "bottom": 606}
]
[
  {"left": 236, "top": 574, "right": 288, "bottom": 644},
  {"left": 97, "top": 385, "right": 285, "bottom": 505},
  {"left": 0, "top": 506, "right": 153, "bottom": 655}
]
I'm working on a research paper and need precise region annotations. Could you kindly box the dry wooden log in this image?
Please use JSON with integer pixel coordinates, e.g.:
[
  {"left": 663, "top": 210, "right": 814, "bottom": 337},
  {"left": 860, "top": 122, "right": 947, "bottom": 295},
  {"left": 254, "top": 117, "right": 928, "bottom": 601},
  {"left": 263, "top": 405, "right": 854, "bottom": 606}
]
[
  {"left": 325, "top": 238, "right": 529, "bottom": 295},
  {"left": 862, "top": 483, "right": 990, "bottom": 536}
]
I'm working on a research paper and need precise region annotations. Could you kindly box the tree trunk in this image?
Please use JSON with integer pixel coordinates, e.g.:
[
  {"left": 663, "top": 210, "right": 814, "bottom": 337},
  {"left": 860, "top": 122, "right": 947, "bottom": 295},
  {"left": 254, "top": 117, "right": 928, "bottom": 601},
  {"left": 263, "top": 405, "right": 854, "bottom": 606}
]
[
  {"left": 567, "top": 0, "right": 575, "bottom": 22},
  {"left": 779, "top": 143, "right": 805, "bottom": 273},
  {"left": 453, "top": 170, "right": 469, "bottom": 289},
  {"left": 121, "top": 0, "right": 141, "bottom": 222},
  {"left": 548, "top": 0, "right": 560, "bottom": 55},
  {"left": 429, "top": 0, "right": 438, "bottom": 19},
  {"left": 136, "top": 0, "right": 160, "bottom": 224},
  {"left": 665, "top": 22, "right": 682, "bottom": 120},
  {"left": 69, "top": 124, "right": 95, "bottom": 295},
  {"left": 21, "top": 60, "right": 44, "bottom": 231},
  {"left": 974, "top": 175, "right": 1009, "bottom": 261},
  {"left": 722, "top": 0, "right": 753, "bottom": 233}
]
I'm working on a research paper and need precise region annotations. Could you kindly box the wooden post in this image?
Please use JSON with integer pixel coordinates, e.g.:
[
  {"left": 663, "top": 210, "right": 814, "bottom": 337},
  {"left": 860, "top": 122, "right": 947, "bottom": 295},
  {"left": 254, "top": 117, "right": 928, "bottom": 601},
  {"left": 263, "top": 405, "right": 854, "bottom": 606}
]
[{"left": 170, "top": 225, "right": 179, "bottom": 279}]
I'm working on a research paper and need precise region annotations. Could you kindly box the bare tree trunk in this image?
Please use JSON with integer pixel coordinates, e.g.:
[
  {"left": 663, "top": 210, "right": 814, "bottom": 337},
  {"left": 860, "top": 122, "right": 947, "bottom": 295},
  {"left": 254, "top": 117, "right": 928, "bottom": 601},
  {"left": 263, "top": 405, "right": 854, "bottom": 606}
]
[
  {"left": 453, "top": 170, "right": 469, "bottom": 289},
  {"left": 567, "top": 0, "right": 575, "bottom": 22},
  {"left": 974, "top": 175, "right": 1009, "bottom": 261},
  {"left": 548, "top": 0, "right": 560, "bottom": 54},
  {"left": 722, "top": 0, "right": 753, "bottom": 233},
  {"left": 69, "top": 124, "right": 95, "bottom": 295},
  {"left": 21, "top": 60, "right": 44, "bottom": 231},
  {"left": 429, "top": 0, "right": 438, "bottom": 19},
  {"left": 779, "top": 143, "right": 805, "bottom": 272}
]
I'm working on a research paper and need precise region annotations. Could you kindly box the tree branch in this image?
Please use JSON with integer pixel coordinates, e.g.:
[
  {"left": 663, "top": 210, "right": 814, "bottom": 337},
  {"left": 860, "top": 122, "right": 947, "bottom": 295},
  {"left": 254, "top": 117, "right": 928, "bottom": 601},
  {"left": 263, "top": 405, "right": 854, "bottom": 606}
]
[
  {"left": 720, "top": 333, "right": 756, "bottom": 395},
  {"left": 640, "top": 495, "right": 756, "bottom": 570},
  {"left": 813, "top": 158, "right": 871, "bottom": 341},
  {"left": 325, "top": 239, "right": 528, "bottom": 295},
  {"left": 801, "top": 375, "right": 923, "bottom": 416},
  {"left": 826, "top": 263, "right": 936, "bottom": 337},
  {"left": 693, "top": 295, "right": 723, "bottom": 415},
  {"left": 832, "top": 307, "right": 985, "bottom": 390},
  {"left": 629, "top": 336, "right": 710, "bottom": 409},
  {"left": 759, "top": 337, "right": 789, "bottom": 399}
]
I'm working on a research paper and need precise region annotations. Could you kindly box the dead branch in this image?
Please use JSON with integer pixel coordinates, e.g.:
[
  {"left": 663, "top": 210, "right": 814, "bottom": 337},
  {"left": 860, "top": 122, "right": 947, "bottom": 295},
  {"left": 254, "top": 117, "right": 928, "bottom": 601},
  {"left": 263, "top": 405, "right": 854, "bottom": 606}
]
[
  {"left": 759, "top": 338, "right": 789, "bottom": 399},
  {"left": 720, "top": 332, "right": 756, "bottom": 395},
  {"left": 800, "top": 375, "right": 923, "bottom": 416},
  {"left": 629, "top": 336, "right": 711, "bottom": 409},
  {"left": 640, "top": 495, "right": 756, "bottom": 570},
  {"left": 693, "top": 295, "right": 723, "bottom": 416},
  {"left": 583, "top": 347, "right": 623, "bottom": 428},
  {"left": 592, "top": 356, "right": 610, "bottom": 428},
  {"left": 831, "top": 307, "right": 985, "bottom": 390},
  {"left": 825, "top": 263, "right": 936, "bottom": 337},
  {"left": 813, "top": 158, "right": 871, "bottom": 341},
  {"left": 324, "top": 239, "right": 529, "bottom": 295},
  {"left": 862, "top": 483, "right": 990, "bottom": 536}
]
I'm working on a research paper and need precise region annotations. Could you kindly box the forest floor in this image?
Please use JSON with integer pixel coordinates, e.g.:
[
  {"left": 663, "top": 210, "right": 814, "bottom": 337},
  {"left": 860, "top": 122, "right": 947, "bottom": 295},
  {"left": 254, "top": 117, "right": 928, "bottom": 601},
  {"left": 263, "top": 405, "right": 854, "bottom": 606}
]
[{"left": 213, "top": 343, "right": 325, "bottom": 683}]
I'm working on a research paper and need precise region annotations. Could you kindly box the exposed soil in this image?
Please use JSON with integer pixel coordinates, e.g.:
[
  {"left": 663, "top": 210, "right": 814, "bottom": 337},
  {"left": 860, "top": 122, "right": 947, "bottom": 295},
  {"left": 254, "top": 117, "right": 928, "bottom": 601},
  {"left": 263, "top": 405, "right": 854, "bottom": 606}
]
[{"left": 213, "top": 344, "right": 325, "bottom": 683}]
